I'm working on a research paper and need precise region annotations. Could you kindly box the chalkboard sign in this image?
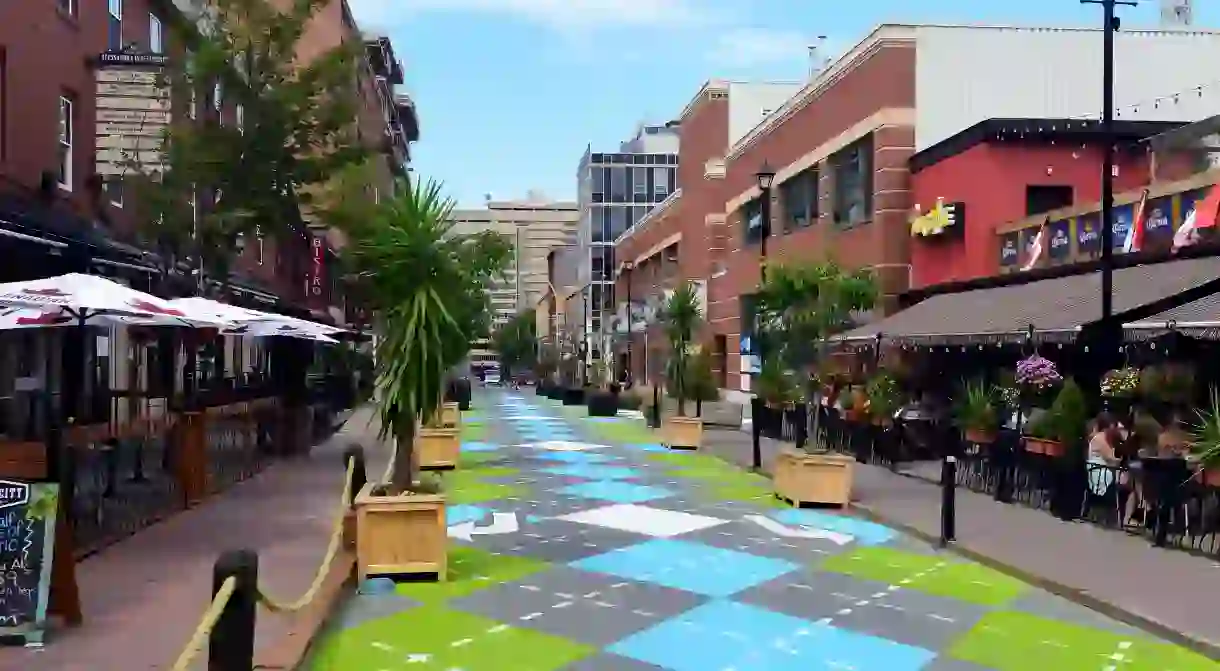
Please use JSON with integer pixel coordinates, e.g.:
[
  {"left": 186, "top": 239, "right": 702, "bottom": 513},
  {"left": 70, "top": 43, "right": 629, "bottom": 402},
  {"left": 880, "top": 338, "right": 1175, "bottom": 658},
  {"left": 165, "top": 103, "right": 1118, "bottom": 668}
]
[{"left": 0, "top": 480, "right": 58, "bottom": 646}]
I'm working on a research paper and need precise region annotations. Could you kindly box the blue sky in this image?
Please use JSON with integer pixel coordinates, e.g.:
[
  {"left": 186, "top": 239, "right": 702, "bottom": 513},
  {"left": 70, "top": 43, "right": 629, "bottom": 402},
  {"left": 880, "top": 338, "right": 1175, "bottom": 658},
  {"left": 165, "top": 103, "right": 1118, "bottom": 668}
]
[{"left": 346, "top": 0, "right": 1214, "bottom": 207}]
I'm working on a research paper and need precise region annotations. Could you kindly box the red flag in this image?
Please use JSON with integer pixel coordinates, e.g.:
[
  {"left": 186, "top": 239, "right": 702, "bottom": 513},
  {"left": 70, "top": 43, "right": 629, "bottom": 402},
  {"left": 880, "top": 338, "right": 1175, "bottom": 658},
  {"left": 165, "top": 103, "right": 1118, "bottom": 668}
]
[{"left": 1123, "top": 189, "right": 1148, "bottom": 253}]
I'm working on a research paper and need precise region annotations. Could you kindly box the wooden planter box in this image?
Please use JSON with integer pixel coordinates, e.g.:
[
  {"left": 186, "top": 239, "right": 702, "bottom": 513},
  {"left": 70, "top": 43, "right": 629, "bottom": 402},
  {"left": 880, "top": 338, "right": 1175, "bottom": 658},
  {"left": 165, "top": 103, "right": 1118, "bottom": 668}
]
[
  {"left": 442, "top": 402, "right": 460, "bottom": 428},
  {"left": 1024, "top": 437, "right": 1064, "bottom": 457},
  {"left": 417, "top": 428, "right": 460, "bottom": 470},
  {"left": 354, "top": 483, "right": 447, "bottom": 581},
  {"left": 1197, "top": 465, "right": 1220, "bottom": 487},
  {"left": 662, "top": 416, "right": 703, "bottom": 450},
  {"left": 774, "top": 449, "right": 854, "bottom": 507},
  {"left": 964, "top": 428, "right": 996, "bottom": 444}
]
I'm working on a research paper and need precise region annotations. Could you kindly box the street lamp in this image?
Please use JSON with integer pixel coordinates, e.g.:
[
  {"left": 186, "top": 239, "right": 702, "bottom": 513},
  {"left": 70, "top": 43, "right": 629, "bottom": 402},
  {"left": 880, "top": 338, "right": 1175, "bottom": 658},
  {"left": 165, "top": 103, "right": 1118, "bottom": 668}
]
[
  {"left": 622, "top": 261, "right": 635, "bottom": 385},
  {"left": 750, "top": 161, "right": 776, "bottom": 471}
]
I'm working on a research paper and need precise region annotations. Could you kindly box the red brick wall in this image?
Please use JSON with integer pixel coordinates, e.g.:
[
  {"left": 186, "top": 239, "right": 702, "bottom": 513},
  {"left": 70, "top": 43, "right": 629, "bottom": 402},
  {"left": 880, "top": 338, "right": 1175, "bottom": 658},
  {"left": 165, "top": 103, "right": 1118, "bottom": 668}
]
[{"left": 715, "top": 40, "right": 917, "bottom": 391}]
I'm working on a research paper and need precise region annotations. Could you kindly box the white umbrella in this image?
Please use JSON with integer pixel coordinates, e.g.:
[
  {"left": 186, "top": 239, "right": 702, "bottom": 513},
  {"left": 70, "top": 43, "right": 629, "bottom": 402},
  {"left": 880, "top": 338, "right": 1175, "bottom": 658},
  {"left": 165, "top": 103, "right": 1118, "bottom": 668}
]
[
  {"left": 0, "top": 273, "right": 229, "bottom": 328},
  {"left": 166, "top": 297, "right": 341, "bottom": 343}
]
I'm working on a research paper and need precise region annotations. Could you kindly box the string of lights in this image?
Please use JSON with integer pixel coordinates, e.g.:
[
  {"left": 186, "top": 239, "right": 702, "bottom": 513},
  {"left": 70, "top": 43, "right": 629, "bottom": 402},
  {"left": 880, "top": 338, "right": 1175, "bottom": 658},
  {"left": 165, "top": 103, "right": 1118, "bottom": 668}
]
[{"left": 1055, "top": 78, "right": 1220, "bottom": 129}]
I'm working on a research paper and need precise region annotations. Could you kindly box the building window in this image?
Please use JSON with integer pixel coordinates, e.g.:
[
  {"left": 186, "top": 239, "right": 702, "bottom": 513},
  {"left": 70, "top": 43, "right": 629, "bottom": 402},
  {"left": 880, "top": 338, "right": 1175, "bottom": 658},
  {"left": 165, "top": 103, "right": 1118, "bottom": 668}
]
[
  {"left": 608, "top": 166, "right": 626, "bottom": 202},
  {"left": 631, "top": 167, "right": 647, "bottom": 196},
  {"left": 652, "top": 167, "right": 668, "bottom": 197},
  {"left": 104, "top": 177, "right": 123, "bottom": 207},
  {"left": 235, "top": 104, "right": 244, "bottom": 133},
  {"left": 780, "top": 166, "right": 818, "bottom": 230},
  {"left": 57, "top": 96, "right": 73, "bottom": 191},
  {"left": 149, "top": 14, "right": 163, "bottom": 54},
  {"left": 186, "top": 51, "right": 197, "bottom": 120},
  {"left": 1026, "top": 185, "right": 1073, "bottom": 216},
  {"left": 188, "top": 187, "right": 198, "bottom": 226},
  {"left": 742, "top": 197, "right": 764, "bottom": 244},
  {"left": 213, "top": 81, "right": 222, "bottom": 112},
  {"left": 108, "top": 0, "right": 123, "bottom": 51},
  {"left": 832, "top": 134, "right": 873, "bottom": 227}
]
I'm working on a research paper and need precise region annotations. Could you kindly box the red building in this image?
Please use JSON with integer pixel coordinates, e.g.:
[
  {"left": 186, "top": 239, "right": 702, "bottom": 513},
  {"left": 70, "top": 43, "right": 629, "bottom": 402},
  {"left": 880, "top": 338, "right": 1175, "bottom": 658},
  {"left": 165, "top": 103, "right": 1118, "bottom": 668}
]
[{"left": 908, "top": 118, "right": 1193, "bottom": 288}]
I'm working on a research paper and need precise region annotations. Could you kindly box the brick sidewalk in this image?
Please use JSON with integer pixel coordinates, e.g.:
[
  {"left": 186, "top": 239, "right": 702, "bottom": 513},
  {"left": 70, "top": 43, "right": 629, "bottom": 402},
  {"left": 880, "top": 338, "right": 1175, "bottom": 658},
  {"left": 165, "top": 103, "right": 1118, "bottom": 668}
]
[
  {"left": 0, "top": 406, "right": 388, "bottom": 671},
  {"left": 701, "top": 428, "right": 1220, "bottom": 656}
]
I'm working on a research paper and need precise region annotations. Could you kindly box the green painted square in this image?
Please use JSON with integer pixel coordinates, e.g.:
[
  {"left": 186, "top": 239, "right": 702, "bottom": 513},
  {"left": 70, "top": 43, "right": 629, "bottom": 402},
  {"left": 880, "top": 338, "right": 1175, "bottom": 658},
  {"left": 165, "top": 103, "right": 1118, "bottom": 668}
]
[
  {"left": 702, "top": 482, "right": 787, "bottom": 508},
  {"left": 461, "top": 422, "right": 490, "bottom": 441},
  {"left": 589, "top": 421, "right": 656, "bottom": 444},
  {"left": 453, "top": 466, "right": 519, "bottom": 479},
  {"left": 445, "top": 479, "right": 523, "bottom": 504},
  {"left": 820, "top": 547, "right": 1028, "bottom": 606},
  {"left": 949, "top": 611, "right": 1218, "bottom": 671},
  {"left": 459, "top": 451, "right": 502, "bottom": 467},
  {"left": 396, "top": 547, "right": 550, "bottom": 603},
  {"left": 307, "top": 606, "right": 592, "bottom": 670}
]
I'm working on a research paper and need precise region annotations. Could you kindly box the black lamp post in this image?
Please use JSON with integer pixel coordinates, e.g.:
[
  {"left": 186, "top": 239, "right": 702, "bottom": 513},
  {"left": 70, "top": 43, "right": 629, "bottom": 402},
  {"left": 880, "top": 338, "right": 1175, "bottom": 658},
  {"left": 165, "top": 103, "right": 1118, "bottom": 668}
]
[
  {"left": 622, "top": 261, "right": 634, "bottom": 385},
  {"left": 750, "top": 161, "right": 776, "bottom": 471}
]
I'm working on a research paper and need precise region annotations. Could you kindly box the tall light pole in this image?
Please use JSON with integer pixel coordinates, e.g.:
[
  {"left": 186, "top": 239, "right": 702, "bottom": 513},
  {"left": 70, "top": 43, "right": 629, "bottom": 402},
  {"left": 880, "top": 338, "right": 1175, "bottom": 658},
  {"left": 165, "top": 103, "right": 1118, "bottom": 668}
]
[
  {"left": 750, "top": 161, "right": 775, "bottom": 472},
  {"left": 1082, "top": 0, "right": 1135, "bottom": 324},
  {"left": 622, "top": 261, "right": 635, "bottom": 384}
]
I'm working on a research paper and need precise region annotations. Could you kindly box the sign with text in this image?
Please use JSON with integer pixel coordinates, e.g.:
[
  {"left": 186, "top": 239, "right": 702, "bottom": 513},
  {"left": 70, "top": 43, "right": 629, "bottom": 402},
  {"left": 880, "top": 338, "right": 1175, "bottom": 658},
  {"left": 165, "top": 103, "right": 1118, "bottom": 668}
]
[
  {"left": 999, "top": 231, "right": 1020, "bottom": 266},
  {"left": 1144, "top": 196, "right": 1174, "bottom": 241},
  {"left": 1047, "top": 219, "right": 1072, "bottom": 260},
  {"left": 1077, "top": 213, "right": 1100, "bottom": 254},
  {"left": 308, "top": 232, "right": 327, "bottom": 309},
  {"left": 1111, "top": 203, "right": 1134, "bottom": 250},
  {"left": 0, "top": 481, "right": 58, "bottom": 645},
  {"left": 94, "top": 57, "right": 169, "bottom": 177}
]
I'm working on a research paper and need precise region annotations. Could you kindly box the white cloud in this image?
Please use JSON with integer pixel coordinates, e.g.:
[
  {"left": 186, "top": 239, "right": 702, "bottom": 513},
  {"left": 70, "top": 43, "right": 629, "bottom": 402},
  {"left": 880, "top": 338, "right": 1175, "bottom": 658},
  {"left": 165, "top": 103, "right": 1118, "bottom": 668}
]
[
  {"left": 347, "top": 0, "right": 712, "bottom": 31},
  {"left": 707, "top": 28, "right": 820, "bottom": 69}
]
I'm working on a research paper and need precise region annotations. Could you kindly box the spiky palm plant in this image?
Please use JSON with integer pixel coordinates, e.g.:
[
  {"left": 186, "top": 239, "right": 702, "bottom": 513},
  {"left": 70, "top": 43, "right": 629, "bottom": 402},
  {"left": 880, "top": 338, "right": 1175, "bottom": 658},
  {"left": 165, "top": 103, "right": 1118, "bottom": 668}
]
[{"left": 660, "top": 282, "right": 702, "bottom": 416}]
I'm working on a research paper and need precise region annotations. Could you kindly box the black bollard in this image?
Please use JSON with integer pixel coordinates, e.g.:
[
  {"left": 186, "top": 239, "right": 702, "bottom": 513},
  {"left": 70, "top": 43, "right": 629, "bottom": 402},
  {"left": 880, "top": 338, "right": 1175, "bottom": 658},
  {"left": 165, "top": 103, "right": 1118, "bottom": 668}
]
[
  {"left": 940, "top": 455, "right": 957, "bottom": 547},
  {"left": 650, "top": 386, "right": 661, "bottom": 429},
  {"left": 750, "top": 397, "right": 763, "bottom": 470},
  {"left": 992, "top": 433, "right": 1014, "bottom": 504},
  {"left": 342, "top": 444, "right": 367, "bottom": 505},
  {"left": 794, "top": 402, "right": 808, "bottom": 451},
  {"left": 209, "top": 549, "right": 259, "bottom": 671}
]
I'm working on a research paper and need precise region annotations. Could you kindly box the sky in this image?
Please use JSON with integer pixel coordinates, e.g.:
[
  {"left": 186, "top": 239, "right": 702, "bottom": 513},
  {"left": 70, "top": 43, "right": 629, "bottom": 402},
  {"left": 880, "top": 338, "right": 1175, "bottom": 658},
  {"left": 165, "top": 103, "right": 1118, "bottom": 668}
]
[{"left": 345, "top": 0, "right": 1217, "bottom": 207}]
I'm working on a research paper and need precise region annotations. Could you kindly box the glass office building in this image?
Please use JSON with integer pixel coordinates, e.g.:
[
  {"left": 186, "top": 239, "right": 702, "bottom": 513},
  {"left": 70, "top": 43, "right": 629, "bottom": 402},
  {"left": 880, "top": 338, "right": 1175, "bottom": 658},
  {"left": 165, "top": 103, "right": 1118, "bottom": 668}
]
[{"left": 576, "top": 123, "right": 679, "bottom": 358}]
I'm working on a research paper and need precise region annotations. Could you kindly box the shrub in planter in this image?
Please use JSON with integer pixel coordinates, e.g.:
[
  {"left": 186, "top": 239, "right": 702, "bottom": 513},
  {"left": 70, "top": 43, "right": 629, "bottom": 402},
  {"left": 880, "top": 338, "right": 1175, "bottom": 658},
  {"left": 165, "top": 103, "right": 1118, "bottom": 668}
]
[
  {"left": 955, "top": 378, "right": 999, "bottom": 443},
  {"left": 618, "top": 390, "right": 644, "bottom": 411},
  {"left": 562, "top": 387, "right": 585, "bottom": 405},
  {"left": 587, "top": 389, "right": 619, "bottom": 417},
  {"left": 864, "top": 372, "right": 901, "bottom": 427}
]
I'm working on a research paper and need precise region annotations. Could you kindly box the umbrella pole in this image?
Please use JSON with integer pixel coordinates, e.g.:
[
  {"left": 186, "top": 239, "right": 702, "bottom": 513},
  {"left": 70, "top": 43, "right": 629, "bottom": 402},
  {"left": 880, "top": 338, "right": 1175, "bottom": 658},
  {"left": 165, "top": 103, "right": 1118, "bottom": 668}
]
[{"left": 48, "top": 312, "right": 84, "bottom": 625}]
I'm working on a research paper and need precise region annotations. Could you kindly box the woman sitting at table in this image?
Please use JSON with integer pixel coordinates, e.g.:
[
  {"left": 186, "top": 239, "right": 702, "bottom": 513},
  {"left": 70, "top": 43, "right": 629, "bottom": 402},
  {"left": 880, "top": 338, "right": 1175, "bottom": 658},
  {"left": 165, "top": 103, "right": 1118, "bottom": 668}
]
[{"left": 1087, "top": 412, "right": 1127, "bottom": 500}]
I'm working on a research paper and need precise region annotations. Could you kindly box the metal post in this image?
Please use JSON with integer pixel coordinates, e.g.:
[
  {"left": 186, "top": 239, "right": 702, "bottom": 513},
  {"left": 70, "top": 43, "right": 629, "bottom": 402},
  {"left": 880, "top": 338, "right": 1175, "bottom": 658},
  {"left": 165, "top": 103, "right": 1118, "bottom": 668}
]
[
  {"left": 750, "top": 396, "right": 764, "bottom": 470},
  {"left": 650, "top": 384, "right": 661, "bottom": 429},
  {"left": 209, "top": 549, "right": 258, "bottom": 671},
  {"left": 757, "top": 188, "right": 771, "bottom": 368},
  {"left": 940, "top": 455, "right": 957, "bottom": 547},
  {"left": 342, "top": 444, "right": 367, "bottom": 504},
  {"left": 624, "top": 263, "right": 633, "bottom": 385}
]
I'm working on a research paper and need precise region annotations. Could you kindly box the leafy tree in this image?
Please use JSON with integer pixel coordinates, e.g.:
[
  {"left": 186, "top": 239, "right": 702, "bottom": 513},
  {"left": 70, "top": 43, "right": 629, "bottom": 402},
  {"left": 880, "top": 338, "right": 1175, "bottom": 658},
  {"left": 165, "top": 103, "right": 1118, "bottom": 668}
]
[
  {"left": 125, "top": 0, "right": 367, "bottom": 282},
  {"left": 492, "top": 310, "right": 538, "bottom": 379},
  {"left": 342, "top": 178, "right": 509, "bottom": 492},
  {"left": 755, "top": 260, "right": 877, "bottom": 444},
  {"left": 660, "top": 281, "right": 702, "bottom": 416}
]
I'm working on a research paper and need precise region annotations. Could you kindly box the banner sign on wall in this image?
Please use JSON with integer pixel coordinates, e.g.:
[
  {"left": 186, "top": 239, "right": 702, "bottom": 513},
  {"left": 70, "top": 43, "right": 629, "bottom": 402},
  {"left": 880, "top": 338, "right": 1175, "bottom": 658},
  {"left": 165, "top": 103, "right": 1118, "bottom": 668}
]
[
  {"left": 1077, "top": 213, "right": 1100, "bottom": 253},
  {"left": 999, "top": 231, "right": 1020, "bottom": 266},
  {"left": 1110, "top": 203, "right": 1133, "bottom": 250},
  {"left": 1047, "top": 219, "right": 1071, "bottom": 260},
  {"left": 1144, "top": 196, "right": 1173, "bottom": 240},
  {"left": 307, "top": 232, "right": 326, "bottom": 309}
]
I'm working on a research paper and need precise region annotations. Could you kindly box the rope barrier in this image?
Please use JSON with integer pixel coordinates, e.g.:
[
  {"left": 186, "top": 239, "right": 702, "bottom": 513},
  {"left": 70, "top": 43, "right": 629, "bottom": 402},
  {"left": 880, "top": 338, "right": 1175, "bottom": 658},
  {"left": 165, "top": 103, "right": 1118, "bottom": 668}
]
[
  {"left": 167, "top": 457, "right": 357, "bottom": 668},
  {"left": 169, "top": 576, "right": 237, "bottom": 671},
  {"left": 255, "top": 458, "right": 355, "bottom": 613}
]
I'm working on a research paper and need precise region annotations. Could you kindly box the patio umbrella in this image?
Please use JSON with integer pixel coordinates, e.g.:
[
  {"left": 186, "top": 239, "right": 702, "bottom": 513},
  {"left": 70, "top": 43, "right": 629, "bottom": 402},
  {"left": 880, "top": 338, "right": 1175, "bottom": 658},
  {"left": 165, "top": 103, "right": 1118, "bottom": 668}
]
[
  {"left": 166, "top": 297, "right": 341, "bottom": 343},
  {"left": 0, "top": 273, "right": 230, "bottom": 329}
]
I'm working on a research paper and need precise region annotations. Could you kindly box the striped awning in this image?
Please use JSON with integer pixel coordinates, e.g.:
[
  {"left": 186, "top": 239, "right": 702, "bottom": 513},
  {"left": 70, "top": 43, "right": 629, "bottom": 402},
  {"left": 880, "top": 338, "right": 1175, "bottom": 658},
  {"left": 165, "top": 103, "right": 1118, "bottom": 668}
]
[{"left": 839, "top": 256, "right": 1220, "bottom": 345}]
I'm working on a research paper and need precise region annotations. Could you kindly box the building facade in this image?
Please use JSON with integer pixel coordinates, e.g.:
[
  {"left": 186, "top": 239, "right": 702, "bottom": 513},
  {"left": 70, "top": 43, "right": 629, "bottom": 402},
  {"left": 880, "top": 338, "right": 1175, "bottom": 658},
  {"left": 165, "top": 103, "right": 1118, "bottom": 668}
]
[
  {"left": 576, "top": 124, "right": 680, "bottom": 360},
  {"left": 450, "top": 195, "right": 579, "bottom": 368}
]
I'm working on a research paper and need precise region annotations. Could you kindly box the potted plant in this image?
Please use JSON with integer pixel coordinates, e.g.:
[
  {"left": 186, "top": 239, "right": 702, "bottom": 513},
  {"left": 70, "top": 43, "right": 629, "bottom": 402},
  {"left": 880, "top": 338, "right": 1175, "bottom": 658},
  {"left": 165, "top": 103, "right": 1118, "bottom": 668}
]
[
  {"left": 1024, "top": 379, "right": 1086, "bottom": 458},
  {"left": 586, "top": 360, "right": 619, "bottom": 417},
  {"left": 343, "top": 177, "right": 511, "bottom": 580},
  {"left": 1187, "top": 387, "right": 1220, "bottom": 487},
  {"left": 660, "top": 282, "right": 704, "bottom": 449},
  {"left": 864, "top": 372, "right": 901, "bottom": 427},
  {"left": 956, "top": 378, "right": 999, "bottom": 444},
  {"left": 1015, "top": 353, "right": 1062, "bottom": 407}
]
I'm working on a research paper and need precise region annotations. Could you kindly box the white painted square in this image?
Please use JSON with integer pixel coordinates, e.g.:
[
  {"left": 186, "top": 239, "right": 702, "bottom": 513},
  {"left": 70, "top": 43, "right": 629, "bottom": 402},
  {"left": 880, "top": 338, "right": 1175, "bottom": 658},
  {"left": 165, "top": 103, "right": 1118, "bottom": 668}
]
[{"left": 556, "top": 504, "right": 728, "bottom": 538}]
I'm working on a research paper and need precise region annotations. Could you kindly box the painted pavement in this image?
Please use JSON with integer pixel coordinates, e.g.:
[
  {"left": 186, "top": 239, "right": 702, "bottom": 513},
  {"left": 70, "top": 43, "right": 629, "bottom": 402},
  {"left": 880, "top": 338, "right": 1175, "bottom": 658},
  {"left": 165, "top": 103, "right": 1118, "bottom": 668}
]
[{"left": 307, "top": 390, "right": 1218, "bottom": 671}]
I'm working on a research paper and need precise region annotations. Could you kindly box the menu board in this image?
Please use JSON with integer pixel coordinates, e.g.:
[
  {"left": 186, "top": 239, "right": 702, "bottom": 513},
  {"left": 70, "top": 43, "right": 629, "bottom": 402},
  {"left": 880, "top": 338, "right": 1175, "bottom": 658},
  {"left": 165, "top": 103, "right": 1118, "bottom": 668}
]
[{"left": 0, "top": 481, "right": 58, "bottom": 645}]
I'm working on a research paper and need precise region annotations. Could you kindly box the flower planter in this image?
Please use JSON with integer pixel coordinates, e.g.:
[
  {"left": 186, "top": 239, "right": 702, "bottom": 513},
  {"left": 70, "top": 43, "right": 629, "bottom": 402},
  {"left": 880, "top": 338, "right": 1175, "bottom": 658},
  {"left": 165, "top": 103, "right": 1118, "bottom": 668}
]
[
  {"left": 587, "top": 390, "right": 619, "bottom": 417},
  {"left": 1198, "top": 465, "right": 1220, "bottom": 488},
  {"left": 417, "top": 427, "right": 460, "bottom": 470},
  {"left": 1024, "top": 437, "right": 1064, "bottom": 457},
  {"left": 354, "top": 483, "right": 447, "bottom": 581},
  {"left": 964, "top": 428, "right": 996, "bottom": 444},
  {"left": 562, "top": 387, "right": 586, "bottom": 405},
  {"left": 441, "top": 402, "right": 460, "bottom": 428},
  {"left": 773, "top": 448, "right": 854, "bottom": 507},
  {"left": 662, "top": 416, "right": 703, "bottom": 450}
]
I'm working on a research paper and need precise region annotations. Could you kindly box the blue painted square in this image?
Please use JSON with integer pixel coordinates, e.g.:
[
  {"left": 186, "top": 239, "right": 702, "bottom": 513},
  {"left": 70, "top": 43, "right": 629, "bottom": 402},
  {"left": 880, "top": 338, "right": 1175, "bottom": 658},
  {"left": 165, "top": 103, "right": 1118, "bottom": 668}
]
[
  {"left": 609, "top": 600, "right": 935, "bottom": 671},
  {"left": 771, "top": 510, "right": 897, "bottom": 546},
  {"left": 572, "top": 539, "right": 796, "bottom": 597},
  {"left": 534, "top": 452, "right": 618, "bottom": 464},
  {"left": 446, "top": 504, "right": 488, "bottom": 525},
  {"left": 460, "top": 441, "right": 499, "bottom": 452},
  {"left": 540, "top": 465, "right": 640, "bottom": 480},
  {"left": 559, "top": 480, "right": 674, "bottom": 504},
  {"left": 585, "top": 417, "right": 625, "bottom": 423},
  {"left": 624, "top": 442, "right": 666, "bottom": 453}
]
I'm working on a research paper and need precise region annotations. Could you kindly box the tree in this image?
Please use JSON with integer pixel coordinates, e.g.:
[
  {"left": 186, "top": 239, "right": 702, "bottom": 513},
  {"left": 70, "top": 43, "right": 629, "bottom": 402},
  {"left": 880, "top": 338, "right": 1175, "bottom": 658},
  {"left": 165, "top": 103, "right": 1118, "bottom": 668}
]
[
  {"left": 342, "top": 178, "right": 509, "bottom": 492},
  {"left": 755, "top": 260, "right": 877, "bottom": 444},
  {"left": 125, "top": 0, "right": 367, "bottom": 282},
  {"left": 492, "top": 310, "right": 537, "bottom": 380},
  {"left": 660, "top": 282, "right": 702, "bottom": 416}
]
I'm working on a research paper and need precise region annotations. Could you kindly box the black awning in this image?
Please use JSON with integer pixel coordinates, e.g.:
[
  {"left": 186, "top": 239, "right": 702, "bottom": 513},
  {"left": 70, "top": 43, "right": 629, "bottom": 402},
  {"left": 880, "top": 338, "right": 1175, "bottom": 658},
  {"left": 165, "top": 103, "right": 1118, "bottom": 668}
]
[{"left": 840, "top": 256, "right": 1220, "bottom": 345}]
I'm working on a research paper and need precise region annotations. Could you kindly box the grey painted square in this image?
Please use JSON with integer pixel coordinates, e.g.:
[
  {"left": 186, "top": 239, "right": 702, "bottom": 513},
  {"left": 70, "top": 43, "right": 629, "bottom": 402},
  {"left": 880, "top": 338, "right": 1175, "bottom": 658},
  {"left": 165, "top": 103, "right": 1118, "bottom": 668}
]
[
  {"left": 449, "top": 565, "right": 705, "bottom": 646},
  {"left": 737, "top": 571, "right": 988, "bottom": 651},
  {"left": 676, "top": 520, "right": 847, "bottom": 564},
  {"left": 1007, "top": 590, "right": 1143, "bottom": 636},
  {"left": 329, "top": 593, "right": 420, "bottom": 629},
  {"left": 501, "top": 493, "right": 610, "bottom": 519},
  {"left": 922, "top": 657, "right": 998, "bottom": 671},
  {"left": 468, "top": 519, "right": 653, "bottom": 562},
  {"left": 561, "top": 653, "right": 667, "bottom": 670}
]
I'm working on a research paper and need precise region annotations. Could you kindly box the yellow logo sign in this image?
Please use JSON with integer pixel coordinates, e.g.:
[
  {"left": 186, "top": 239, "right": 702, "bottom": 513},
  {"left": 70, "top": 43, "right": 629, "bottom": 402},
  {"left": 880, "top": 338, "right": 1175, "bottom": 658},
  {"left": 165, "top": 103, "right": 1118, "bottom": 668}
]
[{"left": 910, "top": 198, "right": 960, "bottom": 237}]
